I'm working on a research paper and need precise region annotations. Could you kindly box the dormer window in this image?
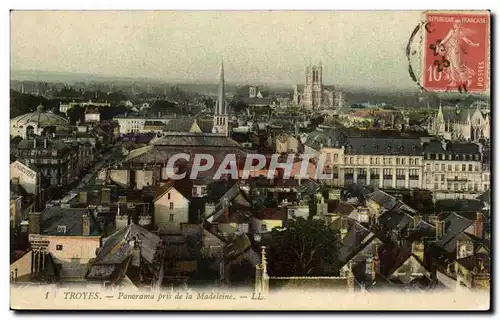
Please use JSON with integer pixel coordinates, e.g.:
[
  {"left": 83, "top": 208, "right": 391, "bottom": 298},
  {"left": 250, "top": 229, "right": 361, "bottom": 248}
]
[{"left": 57, "top": 225, "right": 67, "bottom": 234}]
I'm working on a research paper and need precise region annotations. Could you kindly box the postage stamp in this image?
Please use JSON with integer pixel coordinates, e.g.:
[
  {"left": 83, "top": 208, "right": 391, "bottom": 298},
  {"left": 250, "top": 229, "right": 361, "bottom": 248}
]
[{"left": 422, "top": 11, "right": 490, "bottom": 93}]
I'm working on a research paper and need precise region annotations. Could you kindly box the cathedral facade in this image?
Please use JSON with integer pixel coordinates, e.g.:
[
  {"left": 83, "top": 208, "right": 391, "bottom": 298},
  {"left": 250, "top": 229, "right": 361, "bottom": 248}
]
[
  {"left": 428, "top": 104, "right": 490, "bottom": 142},
  {"left": 293, "top": 63, "right": 343, "bottom": 110}
]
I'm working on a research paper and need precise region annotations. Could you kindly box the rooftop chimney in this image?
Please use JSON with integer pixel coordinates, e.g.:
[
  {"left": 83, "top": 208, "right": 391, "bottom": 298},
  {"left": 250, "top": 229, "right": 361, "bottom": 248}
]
[
  {"left": 82, "top": 213, "right": 91, "bottom": 236},
  {"left": 79, "top": 191, "right": 88, "bottom": 204},
  {"left": 436, "top": 218, "right": 445, "bottom": 241},
  {"left": 411, "top": 241, "right": 425, "bottom": 262},
  {"left": 28, "top": 212, "right": 41, "bottom": 235},
  {"left": 413, "top": 213, "right": 422, "bottom": 228},
  {"left": 372, "top": 245, "right": 380, "bottom": 281},
  {"left": 474, "top": 212, "right": 484, "bottom": 238},
  {"left": 101, "top": 188, "right": 111, "bottom": 204}
]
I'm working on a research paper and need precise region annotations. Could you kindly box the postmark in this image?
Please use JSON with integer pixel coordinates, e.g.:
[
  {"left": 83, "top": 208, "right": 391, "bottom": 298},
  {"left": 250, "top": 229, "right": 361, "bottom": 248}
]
[{"left": 422, "top": 11, "right": 490, "bottom": 93}]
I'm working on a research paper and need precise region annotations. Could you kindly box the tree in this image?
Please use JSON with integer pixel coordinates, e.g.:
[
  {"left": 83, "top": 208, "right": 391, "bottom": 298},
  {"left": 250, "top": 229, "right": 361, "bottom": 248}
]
[
  {"left": 267, "top": 217, "right": 341, "bottom": 277},
  {"left": 229, "top": 100, "right": 248, "bottom": 114},
  {"left": 66, "top": 105, "right": 85, "bottom": 124}
]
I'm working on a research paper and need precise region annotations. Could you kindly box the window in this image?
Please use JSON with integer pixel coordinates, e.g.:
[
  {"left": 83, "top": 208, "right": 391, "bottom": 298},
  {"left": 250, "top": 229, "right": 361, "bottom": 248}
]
[
  {"left": 261, "top": 224, "right": 267, "bottom": 232},
  {"left": 401, "top": 158, "right": 406, "bottom": 165},
  {"left": 409, "top": 158, "right": 414, "bottom": 165},
  {"left": 56, "top": 225, "right": 67, "bottom": 234},
  {"left": 441, "top": 164, "right": 445, "bottom": 171},
  {"left": 376, "top": 157, "right": 380, "bottom": 165},
  {"left": 441, "top": 174, "right": 445, "bottom": 181},
  {"left": 475, "top": 164, "right": 479, "bottom": 171},
  {"left": 462, "top": 164, "right": 466, "bottom": 171},
  {"left": 447, "top": 183, "right": 451, "bottom": 190},
  {"left": 468, "top": 164, "right": 473, "bottom": 171},
  {"left": 396, "top": 158, "right": 401, "bottom": 165},
  {"left": 434, "top": 183, "right": 438, "bottom": 190},
  {"left": 448, "top": 164, "right": 452, "bottom": 171},
  {"left": 169, "top": 202, "right": 174, "bottom": 210},
  {"left": 455, "top": 164, "right": 459, "bottom": 171},
  {"left": 56, "top": 245, "right": 63, "bottom": 251},
  {"left": 167, "top": 193, "right": 171, "bottom": 200},
  {"left": 169, "top": 214, "right": 174, "bottom": 222},
  {"left": 435, "top": 164, "right": 439, "bottom": 171},
  {"left": 474, "top": 184, "right": 478, "bottom": 191},
  {"left": 333, "top": 154, "right": 338, "bottom": 162}
]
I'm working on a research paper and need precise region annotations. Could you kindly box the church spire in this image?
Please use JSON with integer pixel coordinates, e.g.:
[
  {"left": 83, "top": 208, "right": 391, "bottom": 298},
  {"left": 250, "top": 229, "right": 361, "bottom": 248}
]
[
  {"left": 212, "top": 59, "right": 229, "bottom": 136},
  {"left": 216, "top": 59, "right": 226, "bottom": 116}
]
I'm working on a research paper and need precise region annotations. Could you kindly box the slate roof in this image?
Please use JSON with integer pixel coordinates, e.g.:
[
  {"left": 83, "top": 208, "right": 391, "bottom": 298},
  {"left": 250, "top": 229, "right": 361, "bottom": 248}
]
[
  {"left": 40, "top": 207, "right": 99, "bottom": 236},
  {"left": 456, "top": 253, "right": 490, "bottom": 273},
  {"left": 152, "top": 133, "right": 242, "bottom": 148},
  {"left": 366, "top": 190, "right": 399, "bottom": 212},
  {"left": 338, "top": 219, "right": 373, "bottom": 264},
  {"left": 377, "top": 209, "right": 414, "bottom": 233},
  {"left": 86, "top": 223, "right": 162, "bottom": 281},
  {"left": 377, "top": 242, "right": 413, "bottom": 277},
  {"left": 305, "top": 128, "right": 348, "bottom": 150},
  {"left": 441, "top": 109, "right": 471, "bottom": 122},
  {"left": 164, "top": 118, "right": 195, "bottom": 132},
  {"left": 423, "top": 140, "right": 481, "bottom": 155},
  {"left": 435, "top": 213, "right": 474, "bottom": 252},
  {"left": 435, "top": 199, "right": 483, "bottom": 213},
  {"left": 17, "top": 138, "right": 69, "bottom": 151},
  {"left": 331, "top": 202, "right": 356, "bottom": 215},
  {"left": 477, "top": 190, "right": 491, "bottom": 205},
  {"left": 344, "top": 137, "right": 423, "bottom": 156}
]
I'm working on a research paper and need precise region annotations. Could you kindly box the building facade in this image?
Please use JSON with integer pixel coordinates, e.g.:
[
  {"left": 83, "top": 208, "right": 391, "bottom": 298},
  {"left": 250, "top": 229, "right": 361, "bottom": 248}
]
[{"left": 422, "top": 140, "right": 487, "bottom": 199}]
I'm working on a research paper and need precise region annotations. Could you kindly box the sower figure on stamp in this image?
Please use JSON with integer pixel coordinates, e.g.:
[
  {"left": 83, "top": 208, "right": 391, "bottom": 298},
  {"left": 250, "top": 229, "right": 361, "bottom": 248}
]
[{"left": 440, "top": 19, "right": 480, "bottom": 88}]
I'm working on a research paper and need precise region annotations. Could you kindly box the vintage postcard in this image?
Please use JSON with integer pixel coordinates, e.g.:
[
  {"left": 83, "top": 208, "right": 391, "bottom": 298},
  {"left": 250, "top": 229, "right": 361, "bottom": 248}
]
[{"left": 9, "top": 10, "right": 491, "bottom": 311}]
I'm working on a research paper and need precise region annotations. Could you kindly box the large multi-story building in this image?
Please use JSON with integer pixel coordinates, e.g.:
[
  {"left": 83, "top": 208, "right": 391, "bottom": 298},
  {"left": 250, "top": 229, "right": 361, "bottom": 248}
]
[
  {"left": 305, "top": 131, "right": 424, "bottom": 189},
  {"left": 13, "top": 137, "right": 93, "bottom": 188},
  {"left": 293, "top": 63, "right": 343, "bottom": 110},
  {"left": 422, "top": 140, "right": 487, "bottom": 199},
  {"left": 10, "top": 105, "right": 70, "bottom": 139},
  {"left": 304, "top": 127, "right": 490, "bottom": 199}
]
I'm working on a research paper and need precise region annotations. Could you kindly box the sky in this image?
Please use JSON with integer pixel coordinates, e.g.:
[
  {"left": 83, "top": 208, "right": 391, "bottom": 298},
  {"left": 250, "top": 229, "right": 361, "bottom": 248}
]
[{"left": 11, "top": 11, "right": 423, "bottom": 89}]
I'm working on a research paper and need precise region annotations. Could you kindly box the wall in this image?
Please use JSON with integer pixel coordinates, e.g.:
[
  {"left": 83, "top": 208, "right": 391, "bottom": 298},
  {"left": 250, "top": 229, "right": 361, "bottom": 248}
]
[
  {"left": 10, "top": 161, "right": 38, "bottom": 195},
  {"left": 110, "top": 169, "right": 130, "bottom": 188},
  {"left": 10, "top": 196, "right": 23, "bottom": 229},
  {"left": 251, "top": 218, "right": 283, "bottom": 233},
  {"left": 287, "top": 205, "right": 309, "bottom": 219},
  {"left": 154, "top": 188, "right": 189, "bottom": 233},
  {"left": 30, "top": 235, "right": 101, "bottom": 279},
  {"left": 135, "top": 169, "right": 154, "bottom": 190},
  {"left": 10, "top": 250, "right": 33, "bottom": 281},
  {"left": 389, "top": 256, "right": 430, "bottom": 284}
]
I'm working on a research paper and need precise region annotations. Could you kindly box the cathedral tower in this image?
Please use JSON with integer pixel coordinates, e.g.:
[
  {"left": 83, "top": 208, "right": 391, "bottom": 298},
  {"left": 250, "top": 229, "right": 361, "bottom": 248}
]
[
  {"left": 303, "top": 62, "right": 323, "bottom": 109},
  {"left": 212, "top": 60, "right": 229, "bottom": 136}
]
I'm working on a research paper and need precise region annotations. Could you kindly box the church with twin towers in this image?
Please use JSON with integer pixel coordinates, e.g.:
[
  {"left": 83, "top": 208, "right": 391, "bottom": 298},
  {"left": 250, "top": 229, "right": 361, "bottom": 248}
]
[{"left": 293, "top": 62, "right": 344, "bottom": 110}]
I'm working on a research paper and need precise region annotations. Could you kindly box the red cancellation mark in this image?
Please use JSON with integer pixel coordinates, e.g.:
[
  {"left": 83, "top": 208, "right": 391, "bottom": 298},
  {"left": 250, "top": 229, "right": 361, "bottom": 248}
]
[{"left": 423, "top": 11, "right": 490, "bottom": 93}]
